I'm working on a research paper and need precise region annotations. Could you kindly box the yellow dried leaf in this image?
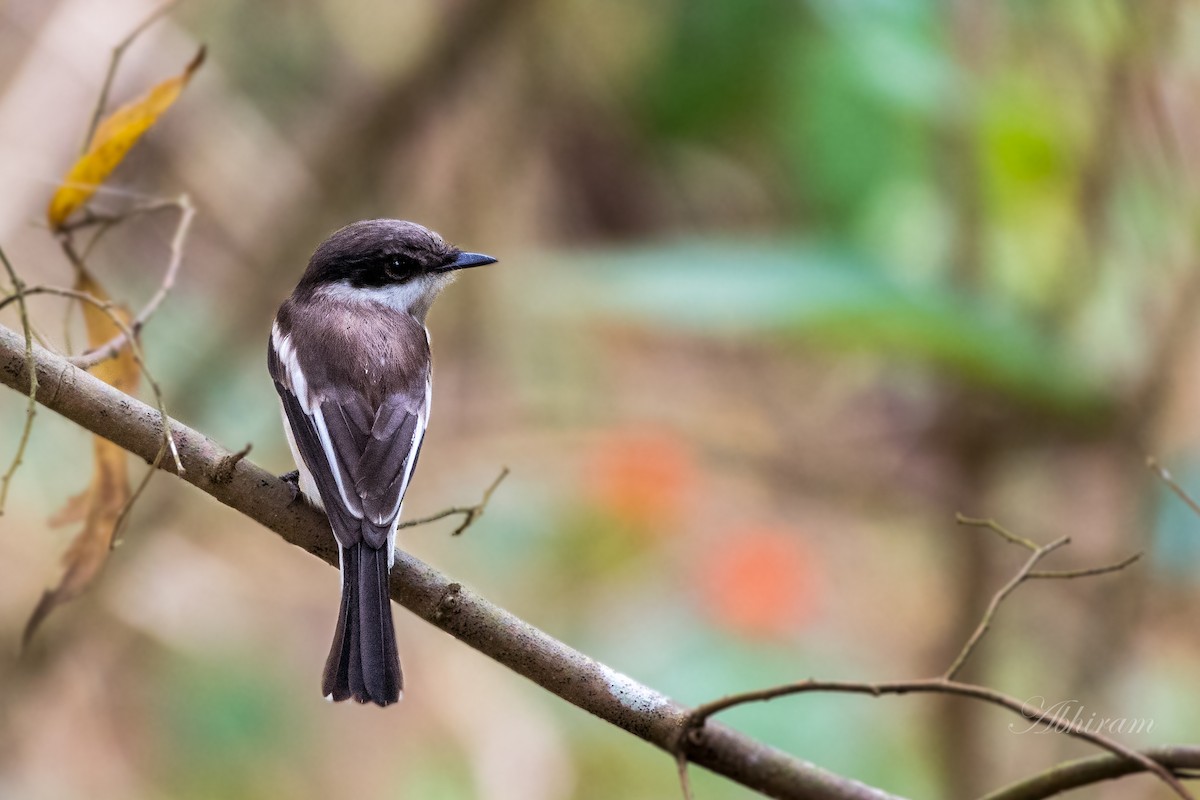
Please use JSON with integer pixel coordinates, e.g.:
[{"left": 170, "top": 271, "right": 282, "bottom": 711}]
[
  {"left": 46, "top": 47, "right": 205, "bottom": 230},
  {"left": 23, "top": 271, "right": 140, "bottom": 647},
  {"left": 75, "top": 270, "right": 139, "bottom": 394}
]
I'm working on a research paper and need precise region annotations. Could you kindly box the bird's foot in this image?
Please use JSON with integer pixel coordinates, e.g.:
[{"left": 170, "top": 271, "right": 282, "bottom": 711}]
[{"left": 279, "top": 470, "right": 302, "bottom": 505}]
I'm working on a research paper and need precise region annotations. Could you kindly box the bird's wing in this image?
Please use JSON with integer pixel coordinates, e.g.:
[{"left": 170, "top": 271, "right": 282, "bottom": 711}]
[{"left": 268, "top": 329, "right": 427, "bottom": 550}]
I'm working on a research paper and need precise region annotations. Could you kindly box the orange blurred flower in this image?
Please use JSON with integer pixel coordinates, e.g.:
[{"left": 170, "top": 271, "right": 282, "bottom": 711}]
[
  {"left": 584, "top": 427, "right": 697, "bottom": 532},
  {"left": 696, "top": 525, "right": 822, "bottom": 637}
]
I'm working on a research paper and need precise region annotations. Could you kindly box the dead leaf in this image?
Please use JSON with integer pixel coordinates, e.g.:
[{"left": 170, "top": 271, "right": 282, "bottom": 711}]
[
  {"left": 23, "top": 271, "right": 140, "bottom": 648},
  {"left": 47, "top": 489, "right": 89, "bottom": 528},
  {"left": 46, "top": 47, "right": 205, "bottom": 230}
]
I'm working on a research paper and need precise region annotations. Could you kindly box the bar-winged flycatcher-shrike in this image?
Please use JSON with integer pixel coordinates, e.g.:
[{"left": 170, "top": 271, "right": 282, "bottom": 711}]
[{"left": 268, "top": 219, "right": 496, "bottom": 706}]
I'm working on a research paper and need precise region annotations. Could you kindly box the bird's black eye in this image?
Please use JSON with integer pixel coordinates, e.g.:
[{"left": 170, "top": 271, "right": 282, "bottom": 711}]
[{"left": 385, "top": 254, "right": 418, "bottom": 279}]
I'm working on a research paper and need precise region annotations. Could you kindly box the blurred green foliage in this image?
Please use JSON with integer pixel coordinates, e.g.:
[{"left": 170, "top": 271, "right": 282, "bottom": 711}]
[{"left": 556, "top": 242, "right": 1108, "bottom": 415}]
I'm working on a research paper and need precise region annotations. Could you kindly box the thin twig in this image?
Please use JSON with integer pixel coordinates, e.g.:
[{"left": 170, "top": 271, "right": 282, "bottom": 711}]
[
  {"left": 1, "top": 284, "right": 183, "bottom": 474},
  {"left": 24, "top": 319, "right": 55, "bottom": 353},
  {"left": 1029, "top": 552, "right": 1142, "bottom": 579},
  {"left": 111, "top": 439, "right": 167, "bottom": 547},
  {"left": 398, "top": 466, "right": 509, "bottom": 535},
  {"left": 944, "top": 532, "right": 1070, "bottom": 680},
  {"left": 676, "top": 749, "right": 694, "bottom": 800},
  {"left": 0, "top": 285, "right": 84, "bottom": 314},
  {"left": 680, "top": 677, "right": 1192, "bottom": 800},
  {"left": 60, "top": 292, "right": 76, "bottom": 355},
  {"left": 54, "top": 199, "right": 181, "bottom": 234},
  {"left": 54, "top": 238, "right": 183, "bottom": 475},
  {"left": 675, "top": 517, "right": 1162, "bottom": 799},
  {"left": 76, "top": 198, "right": 178, "bottom": 264},
  {"left": 955, "top": 514, "right": 1042, "bottom": 551},
  {"left": 944, "top": 517, "right": 1139, "bottom": 677},
  {"left": 82, "top": 0, "right": 180, "bottom": 151},
  {"left": 0, "top": 246, "right": 37, "bottom": 514},
  {"left": 67, "top": 194, "right": 194, "bottom": 370},
  {"left": 1147, "top": 456, "right": 1200, "bottom": 518}
]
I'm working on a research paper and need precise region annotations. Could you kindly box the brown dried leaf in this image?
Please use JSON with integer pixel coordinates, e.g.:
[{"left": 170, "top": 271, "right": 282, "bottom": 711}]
[
  {"left": 24, "top": 271, "right": 140, "bottom": 647},
  {"left": 47, "top": 490, "right": 89, "bottom": 528},
  {"left": 46, "top": 47, "right": 205, "bottom": 230}
]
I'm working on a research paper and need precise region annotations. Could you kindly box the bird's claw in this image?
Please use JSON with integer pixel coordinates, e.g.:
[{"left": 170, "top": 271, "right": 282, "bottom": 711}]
[{"left": 279, "top": 470, "right": 302, "bottom": 505}]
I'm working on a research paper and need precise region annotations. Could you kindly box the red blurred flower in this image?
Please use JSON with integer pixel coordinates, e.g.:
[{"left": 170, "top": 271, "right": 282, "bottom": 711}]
[
  {"left": 696, "top": 525, "right": 822, "bottom": 637},
  {"left": 584, "top": 427, "right": 696, "bottom": 532}
]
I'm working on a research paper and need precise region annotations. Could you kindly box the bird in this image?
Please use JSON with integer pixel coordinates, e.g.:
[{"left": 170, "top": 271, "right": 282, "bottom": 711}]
[{"left": 267, "top": 219, "right": 497, "bottom": 705}]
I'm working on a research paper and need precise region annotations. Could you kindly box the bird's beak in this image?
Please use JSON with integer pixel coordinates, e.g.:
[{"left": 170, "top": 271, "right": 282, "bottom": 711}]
[{"left": 438, "top": 252, "right": 498, "bottom": 272}]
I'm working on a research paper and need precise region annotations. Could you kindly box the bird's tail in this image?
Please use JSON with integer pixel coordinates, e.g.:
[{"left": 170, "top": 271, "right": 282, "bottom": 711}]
[{"left": 322, "top": 544, "right": 402, "bottom": 705}]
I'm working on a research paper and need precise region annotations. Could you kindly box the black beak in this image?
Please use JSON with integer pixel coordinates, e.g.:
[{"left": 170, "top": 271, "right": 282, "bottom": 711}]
[{"left": 438, "top": 252, "right": 498, "bottom": 272}]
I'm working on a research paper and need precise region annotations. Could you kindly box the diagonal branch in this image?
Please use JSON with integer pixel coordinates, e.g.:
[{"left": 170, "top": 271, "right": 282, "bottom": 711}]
[
  {"left": 980, "top": 746, "right": 1200, "bottom": 800},
  {"left": 0, "top": 321, "right": 902, "bottom": 800}
]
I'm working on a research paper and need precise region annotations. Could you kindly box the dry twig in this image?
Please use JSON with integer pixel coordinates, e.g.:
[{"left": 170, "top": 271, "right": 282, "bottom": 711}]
[
  {"left": 398, "top": 466, "right": 509, "bottom": 535},
  {"left": 675, "top": 515, "right": 1168, "bottom": 799},
  {"left": 1147, "top": 456, "right": 1200, "bottom": 518},
  {"left": 946, "top": 515, "right": 1140, "bottom": 679},
  {"left": 0, "top": 246, "right": 37, "bottom": 514},
  {"left": 82, "top": 0, "right": 180, "bottom": 152},
  {"left": 112, "top": 440, "right": 168, "bottom": 547},
  {"left": 62, "top": 194, "right": 195, "bottom": 370},
  {"left": 680, "top": 677, "right": 1190, "bottom": 800},
  {"left": 0, "top": 283, "right": 182, "bottom": 475}
]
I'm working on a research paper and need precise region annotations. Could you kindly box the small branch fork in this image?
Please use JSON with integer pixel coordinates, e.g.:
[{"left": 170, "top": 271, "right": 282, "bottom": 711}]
[
  {"left": 60, "top": 195, "right": 195, "bottom": 371},
  {"left": 945, "top": 515, "right": 1141, "bottom": 680},
  {"left": 673, "top": 516, "right": 1178, "bottom": 800},
  {"left": 397, "top": 466, "right": 509, "bottom": 535}
]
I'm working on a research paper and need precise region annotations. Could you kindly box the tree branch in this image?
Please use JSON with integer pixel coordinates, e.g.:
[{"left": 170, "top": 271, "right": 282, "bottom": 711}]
[
  {"left": 0, "top": 321, "right": 901, "bottom": 800},
  {"left": 980, "top": 746, "right": 1200, "bottom": 800},
  {"left": 681, "top": 678, "right": 1191, "bottom": 800}
]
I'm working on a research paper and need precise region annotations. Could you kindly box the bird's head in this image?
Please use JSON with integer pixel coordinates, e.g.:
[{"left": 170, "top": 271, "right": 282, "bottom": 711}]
[{"left": 297, "top": 219, "right": 497, "bottom": 318}]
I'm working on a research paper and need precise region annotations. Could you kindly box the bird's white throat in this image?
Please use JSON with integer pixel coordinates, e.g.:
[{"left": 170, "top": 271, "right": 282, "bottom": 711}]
[{"left": 315, "top": 274, "right": 453, "bottom": 320}]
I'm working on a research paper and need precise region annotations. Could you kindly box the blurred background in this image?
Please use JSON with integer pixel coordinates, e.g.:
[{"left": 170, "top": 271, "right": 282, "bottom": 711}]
[{"left": 2, "top": 0, "right": 1200, "bottom": 798}]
